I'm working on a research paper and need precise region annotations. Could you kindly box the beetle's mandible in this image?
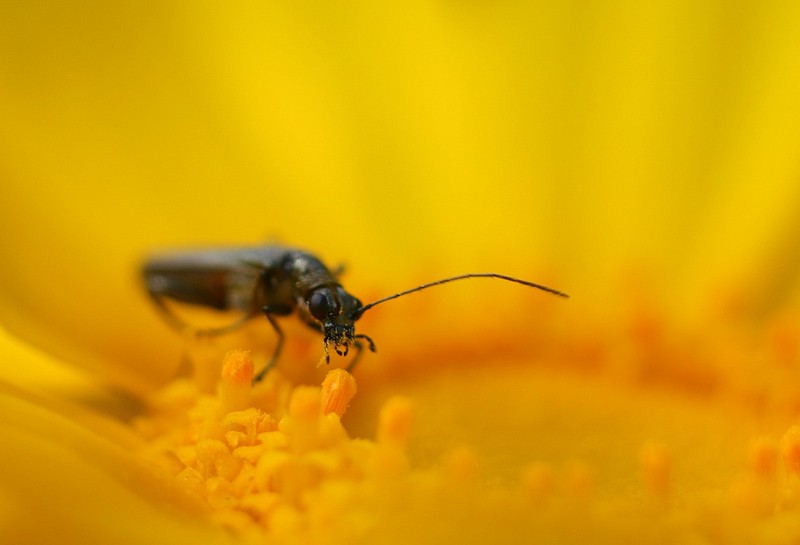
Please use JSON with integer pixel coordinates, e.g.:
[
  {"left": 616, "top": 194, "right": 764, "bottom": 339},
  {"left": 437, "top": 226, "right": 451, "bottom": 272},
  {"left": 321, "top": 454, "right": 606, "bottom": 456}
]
[{"left": 142, "top": 245, "right": 568, "bottom": 383}]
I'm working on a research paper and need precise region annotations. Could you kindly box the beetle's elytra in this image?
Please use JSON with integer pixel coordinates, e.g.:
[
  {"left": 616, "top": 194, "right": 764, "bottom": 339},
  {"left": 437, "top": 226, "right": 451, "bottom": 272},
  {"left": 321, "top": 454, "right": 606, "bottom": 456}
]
[{"left": 143, "top": 245, "right": 568, "bottom": 383}]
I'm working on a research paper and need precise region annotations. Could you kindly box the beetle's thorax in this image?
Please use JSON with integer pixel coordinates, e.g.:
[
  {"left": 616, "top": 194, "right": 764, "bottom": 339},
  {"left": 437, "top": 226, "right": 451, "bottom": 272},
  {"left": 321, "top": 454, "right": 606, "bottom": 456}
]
[{"left": 282, "top": 252, "right": 332, "bottom": 293}]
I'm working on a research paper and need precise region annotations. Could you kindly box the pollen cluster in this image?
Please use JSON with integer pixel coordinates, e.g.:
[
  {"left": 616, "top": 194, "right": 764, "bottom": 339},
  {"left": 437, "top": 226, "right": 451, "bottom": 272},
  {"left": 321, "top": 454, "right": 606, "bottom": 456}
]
[
  {"left": 134, "top": 350, "right": 413, "bottom": 541},
  {"left": 131, "top": 309, "right": 800, "bottom": 544}
]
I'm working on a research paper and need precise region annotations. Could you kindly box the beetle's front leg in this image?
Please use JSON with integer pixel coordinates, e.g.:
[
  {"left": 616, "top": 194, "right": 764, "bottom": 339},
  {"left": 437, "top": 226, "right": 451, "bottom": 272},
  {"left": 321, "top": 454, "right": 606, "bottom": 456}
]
[
  {"left": 346, "top": 334, "right": 376, "bottom": 372},
  {"left": 345, "top": 341, "right": 362, "bottom": 372}
]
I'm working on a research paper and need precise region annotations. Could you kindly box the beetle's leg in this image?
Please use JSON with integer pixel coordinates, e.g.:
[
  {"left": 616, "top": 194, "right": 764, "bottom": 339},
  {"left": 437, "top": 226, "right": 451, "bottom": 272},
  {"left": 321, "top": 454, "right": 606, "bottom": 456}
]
[
  {"left": 354, "top": 333, "right": 376, "bottom": 353},
  {"left": 149, "top": 290, "right": 257, "bottom": 338},
  {"left": 147, "top": 290, "right": 193, "bottom": 333},
  {"left": 345, "top": 335, "right": 376, "bottom": 372},
  {"left": 344, "top": 341, "right": 362, "bottom": 372},
  {"left": 252, "top": 309, "right": 286, "bottom": 384},
  {"left": 322, "top": 339, "right": 331, "bottom": 365}
]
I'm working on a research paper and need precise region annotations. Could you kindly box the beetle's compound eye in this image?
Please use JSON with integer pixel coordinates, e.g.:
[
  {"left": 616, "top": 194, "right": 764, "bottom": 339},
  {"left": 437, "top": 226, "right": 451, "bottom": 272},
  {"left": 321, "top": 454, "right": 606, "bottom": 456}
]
[{"left": 308, "top": 290, "right": 340, "bottom": 321}]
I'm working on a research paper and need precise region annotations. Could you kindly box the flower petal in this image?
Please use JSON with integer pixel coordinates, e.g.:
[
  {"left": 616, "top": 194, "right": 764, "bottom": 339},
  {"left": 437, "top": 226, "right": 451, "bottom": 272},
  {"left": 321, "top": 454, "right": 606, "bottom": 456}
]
[{"left": 0, "top": 382, "right": 232, "bottom": 545}]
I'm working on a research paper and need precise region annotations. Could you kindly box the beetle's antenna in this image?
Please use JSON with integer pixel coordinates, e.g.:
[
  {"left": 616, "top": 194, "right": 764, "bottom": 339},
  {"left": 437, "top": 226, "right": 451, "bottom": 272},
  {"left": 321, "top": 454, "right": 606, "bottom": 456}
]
[{"left": 353, "top": 273, "right": 568, "bottom": 318}]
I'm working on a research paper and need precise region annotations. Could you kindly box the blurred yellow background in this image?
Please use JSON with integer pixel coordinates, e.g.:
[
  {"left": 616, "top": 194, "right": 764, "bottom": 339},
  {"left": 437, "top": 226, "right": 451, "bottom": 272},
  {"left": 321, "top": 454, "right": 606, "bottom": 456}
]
[{"left": 2, "top": 2, "right": 800, "bottom": 388}]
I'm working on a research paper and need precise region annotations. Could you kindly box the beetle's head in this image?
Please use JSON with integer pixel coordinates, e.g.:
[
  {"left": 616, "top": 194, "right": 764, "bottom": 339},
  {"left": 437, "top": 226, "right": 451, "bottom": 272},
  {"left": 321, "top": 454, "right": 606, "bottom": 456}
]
[{"left": 304, "top": 286, "right": 375, "bottom": 363}]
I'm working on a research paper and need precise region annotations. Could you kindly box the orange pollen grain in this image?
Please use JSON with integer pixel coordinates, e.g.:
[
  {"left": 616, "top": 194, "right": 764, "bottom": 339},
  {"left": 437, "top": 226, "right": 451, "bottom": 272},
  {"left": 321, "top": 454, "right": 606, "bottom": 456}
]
[
  {"left": 219, "top": 350, "right": 255, "bottom": 413},
  {"left": 320, "top": 369, "right": 358, "bottom": 417},
  {"left": 221, "top": 350, "right": 255, "bottom": 385}
]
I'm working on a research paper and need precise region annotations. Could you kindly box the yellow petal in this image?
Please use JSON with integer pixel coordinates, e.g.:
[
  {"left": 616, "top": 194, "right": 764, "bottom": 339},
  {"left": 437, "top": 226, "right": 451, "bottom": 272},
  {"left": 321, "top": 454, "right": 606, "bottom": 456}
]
[
  {"left": 0, "top": 386, "right": 229, "bottom": 545},
  {"left": 2, "top": 2, "right": 799, "bottom": 387}
]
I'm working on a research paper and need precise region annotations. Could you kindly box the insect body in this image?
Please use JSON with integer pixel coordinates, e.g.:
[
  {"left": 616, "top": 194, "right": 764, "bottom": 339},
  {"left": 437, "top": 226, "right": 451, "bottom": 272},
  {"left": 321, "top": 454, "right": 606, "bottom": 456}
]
[{"left": 143, "top": 245, "right": 568, "bottom": 383}]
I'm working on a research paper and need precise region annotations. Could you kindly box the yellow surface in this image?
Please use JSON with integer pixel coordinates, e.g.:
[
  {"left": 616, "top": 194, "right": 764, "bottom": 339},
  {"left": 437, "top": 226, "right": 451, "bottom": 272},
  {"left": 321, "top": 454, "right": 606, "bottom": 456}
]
[{"left": 3, "top": 1, "right": 800, "bottom": 543}]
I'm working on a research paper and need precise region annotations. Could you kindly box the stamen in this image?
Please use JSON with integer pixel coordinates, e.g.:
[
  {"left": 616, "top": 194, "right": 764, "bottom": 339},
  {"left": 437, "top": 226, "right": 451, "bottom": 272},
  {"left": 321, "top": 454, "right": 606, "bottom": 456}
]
[
  {"left": 220, "top": 350, "right": 254, "bottom": 413},
  {"left": 320, "top": 369, "right": 358, "bottom": 417}
]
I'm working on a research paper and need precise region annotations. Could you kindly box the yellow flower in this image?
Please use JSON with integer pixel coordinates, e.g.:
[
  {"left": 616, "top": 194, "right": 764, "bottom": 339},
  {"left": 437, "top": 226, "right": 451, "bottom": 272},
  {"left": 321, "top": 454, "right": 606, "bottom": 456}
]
[{"left": 3, "top": 2, "right": 800, "bottom": 543}]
